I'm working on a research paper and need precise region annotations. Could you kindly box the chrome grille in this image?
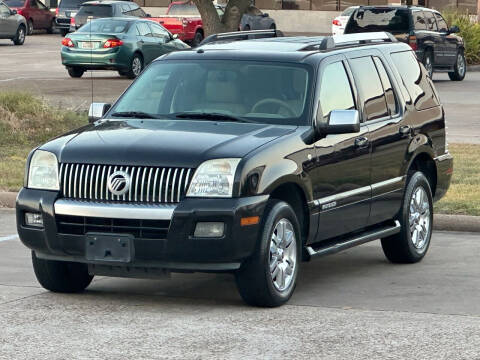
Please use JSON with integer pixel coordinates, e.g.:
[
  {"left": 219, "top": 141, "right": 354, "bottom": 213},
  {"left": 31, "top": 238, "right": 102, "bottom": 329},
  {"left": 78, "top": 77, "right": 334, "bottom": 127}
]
[{"left": 59, "top": 164, "right": 194, "bottom": 204}]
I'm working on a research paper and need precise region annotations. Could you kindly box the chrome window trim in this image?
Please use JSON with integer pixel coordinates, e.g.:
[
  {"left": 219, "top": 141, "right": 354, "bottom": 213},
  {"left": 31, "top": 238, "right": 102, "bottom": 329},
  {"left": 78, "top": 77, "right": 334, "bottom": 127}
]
[{"left": 54, "top": 199, "right": 176, "bottom": 220}]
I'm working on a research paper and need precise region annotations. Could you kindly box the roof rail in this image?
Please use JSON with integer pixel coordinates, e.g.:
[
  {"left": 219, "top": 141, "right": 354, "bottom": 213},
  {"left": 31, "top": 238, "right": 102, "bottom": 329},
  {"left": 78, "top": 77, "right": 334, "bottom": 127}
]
[
  {"left": 301, "top": 32, "right": 397, "bottom": 51},
  {"left": 199, "top": 29, "right": 284, "bottom": 46}
]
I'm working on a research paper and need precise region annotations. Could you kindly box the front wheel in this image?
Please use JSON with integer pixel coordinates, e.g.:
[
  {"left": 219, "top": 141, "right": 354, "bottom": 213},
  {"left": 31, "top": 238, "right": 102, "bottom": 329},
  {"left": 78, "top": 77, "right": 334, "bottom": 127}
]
[
  {"left": 125, "top": 53, "right": 143, "bottom": 79},
  {"left": 423, "top": 50, "right": 434, "bottom": 78},
  {"left": 192, "top": 31, "right": 203, "bottom": 47},
  {"left": 47, "top": 19, "right": 56, "bottom": 34},
  {"left": 27, "top": 19, "right": 33, "bottom": 35},
  {"left": 448, "top": 50, "right": 466, "bottom": 81},
  {"left": 67, "top": 66, "right": 85, "bottom": 78},
  {"left": 235, "top": 200, "right": 301, "bottom": 307},
  {"left": 12, "top": 25, "right": 25, "bottom": 45},
  {"left": 381, "top": 172, "right": 433, "bottom": 263},
  {"left": 32, "top": 252, "right": 93, "bottom": 293}
]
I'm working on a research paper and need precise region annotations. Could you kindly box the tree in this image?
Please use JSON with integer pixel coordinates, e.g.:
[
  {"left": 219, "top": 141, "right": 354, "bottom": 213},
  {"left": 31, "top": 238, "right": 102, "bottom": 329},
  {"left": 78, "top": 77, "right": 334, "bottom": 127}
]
[{"left": 192, "top": 0, "right": 251, "bottom": 36}]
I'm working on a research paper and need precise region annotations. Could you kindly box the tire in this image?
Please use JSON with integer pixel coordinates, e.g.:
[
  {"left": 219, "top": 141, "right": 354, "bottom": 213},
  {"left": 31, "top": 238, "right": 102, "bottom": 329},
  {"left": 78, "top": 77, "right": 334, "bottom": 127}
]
[
  {"left": 47, "top": 19, "right": 56, "bottom": 34},
  {"left": 423, "top": 49, "right": 433, "bottom": 78},
  {"left": 192, "top": 31, "right": 203, "bottom": 47},
  {"left": 125, "top": 53, "right": 143, "bottom": 79},
  {"left": 118, "top": 70, "right": 128, "bottom": 77},
  {"left": 270, "top": 23, "right": 276, "bottom": 30},
  {"left": 448, "top": 50, "right": 466, "bottom": 81},
  {"left": 27, "top": 19, "right": 33, "bottom": 35},
  {"left": 67, "top": 66, "right": 85, "bottom": 78},
  {"left": 32, "top": 251, "right": 93, "bottom": 293},
  {"left": 235, "top": 200, "right": 301, "bottom": 307},
  {"left": 12, "top": 25, "right": 25, "bottom": 45},
  {"left": 243, "top": 25, "right": 250, "bottom": 31},
  {"left": 381, "top": 172, "right": 433, "bottom": 264},
  {"left": 60, "top": 28, "right": 69, "bottom": 37}
]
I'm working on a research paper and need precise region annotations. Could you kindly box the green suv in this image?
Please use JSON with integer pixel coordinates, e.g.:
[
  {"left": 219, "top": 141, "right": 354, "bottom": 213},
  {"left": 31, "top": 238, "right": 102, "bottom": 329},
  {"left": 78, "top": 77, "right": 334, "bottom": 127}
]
[{"left": 61, "top": 17, "right": 189, "bottom": 78}]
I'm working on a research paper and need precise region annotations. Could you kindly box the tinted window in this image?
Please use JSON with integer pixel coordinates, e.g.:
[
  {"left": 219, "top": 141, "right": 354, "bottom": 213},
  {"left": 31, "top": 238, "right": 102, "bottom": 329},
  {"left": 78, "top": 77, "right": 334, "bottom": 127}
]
[
  {"left": 347, "top": 8, "right": 410, "bottom": 34},
  {"left": 424, "top": 11, "right": 437, "bottom": 31},
  {"left": 341, "top": 7, "right": 356, "bottom": 16},
  {"left": 349, "top": 57, "right": 388, "bottom": 121},
  {"left": 136, "top": 22, "right": 152, "bottom": 36},
  {"left": 413, "top": 11, "right": 427, "bottom": 30},
  {"left": 435, "top": 13, "right": 448, "bottom": 32},
  {"left": 29, "top": 0, "right": 40, "bottom": 8},
  {"left": 132, "top": 7, "right": 146, "bottom": 17},
  {"left": 373, "top": 57, "right": 398, "bottom": 116},
  {"left": 149, "top": 22, "right": 169, "bottom": 40},
  {"left": 77, "top": 19, "right": 128, "bottom": 33},
  {"left": 168, "top": 3, "right": 198, "bottom": 15},
  {"left": 59, "top": 0, "right": 88, "bottom": 9},
  {"left": 4, "top": 0, "right": 25, "bottom": 7},
  {"left": 77, "top": 5, "right": 113, "bottom": 17},
  {"left": 0, "top": 3, "right": 10, "bottom": 14},
  {"left": 391, "top": 51, "right": 439, "bottom": 110},
  {"left": 318, "top": 62, "right": 355, "bottom": 123}
]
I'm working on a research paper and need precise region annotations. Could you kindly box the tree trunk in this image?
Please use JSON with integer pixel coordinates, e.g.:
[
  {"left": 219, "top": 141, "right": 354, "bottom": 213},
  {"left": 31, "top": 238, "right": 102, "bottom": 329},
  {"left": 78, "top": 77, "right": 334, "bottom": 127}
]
[{"left": 192, "top": 0, "right": 251, "bottom": 37}]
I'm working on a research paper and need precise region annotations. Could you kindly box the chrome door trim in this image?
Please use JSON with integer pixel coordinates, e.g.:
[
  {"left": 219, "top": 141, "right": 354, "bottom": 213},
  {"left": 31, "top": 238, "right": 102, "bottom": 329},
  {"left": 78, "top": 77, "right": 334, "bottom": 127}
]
[
  {"left": 54, "top": 199, "right": 176, "bottom": 220},
  {"left": 371, "top": 176, "right": 405, "bottom": 191}
]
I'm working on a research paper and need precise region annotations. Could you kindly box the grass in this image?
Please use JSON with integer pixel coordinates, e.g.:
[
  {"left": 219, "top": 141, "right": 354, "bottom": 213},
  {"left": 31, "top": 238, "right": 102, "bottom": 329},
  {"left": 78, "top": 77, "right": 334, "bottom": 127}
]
[{"left": 0, "top": 91, "right": 479, "bottom": 215}]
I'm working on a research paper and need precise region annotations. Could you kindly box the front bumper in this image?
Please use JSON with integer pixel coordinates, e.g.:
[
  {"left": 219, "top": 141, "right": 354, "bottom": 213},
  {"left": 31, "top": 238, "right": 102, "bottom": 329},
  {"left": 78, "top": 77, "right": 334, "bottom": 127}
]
[
  {"left": 434, "top": 152, "right": 453, "bottom": 201},
  {"left": 16, "top": 188, "right": 269, "bottom": 272}
]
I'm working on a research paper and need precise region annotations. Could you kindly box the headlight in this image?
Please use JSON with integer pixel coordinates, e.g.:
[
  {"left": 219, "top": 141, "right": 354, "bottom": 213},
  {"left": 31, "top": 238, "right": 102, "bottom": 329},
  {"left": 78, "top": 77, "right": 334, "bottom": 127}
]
[
  {"left": 187, "top": 158, "right": 241, "bottom": 198},
  {"left": 27, "top": 150, "right": 60, "bottom": 191}
]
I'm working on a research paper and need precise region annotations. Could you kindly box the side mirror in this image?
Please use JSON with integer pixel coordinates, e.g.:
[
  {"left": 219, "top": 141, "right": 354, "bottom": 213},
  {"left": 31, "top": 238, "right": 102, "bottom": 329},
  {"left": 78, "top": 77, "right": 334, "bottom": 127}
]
[
  {"left": 88, "top": 103, "right": 111, "bottom": 123},
  {"left": 318, "top": 110, "right": 360, "bottom": 135},
  {"left": 11, "top": 9, "right": 17, "bottom": 14},
  {"left": 262, "top": 13, "right": 269, "bottom": 17},
  {"left": 146, "top": 13, "right": 151, "bottom": 17},
  {"left": 171, "top": 33, "right": 178, "bottom": 40},
  {"left": 448, "top": 25, "right": 459, "bottom": 34}
]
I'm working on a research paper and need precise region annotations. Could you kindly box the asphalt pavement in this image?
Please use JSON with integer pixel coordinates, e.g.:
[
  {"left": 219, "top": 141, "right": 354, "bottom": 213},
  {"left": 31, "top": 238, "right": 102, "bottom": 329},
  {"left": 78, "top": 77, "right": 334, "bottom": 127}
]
[
  {"left": 1, "top": 209, "right": 479, "bottom": 358},
  {"left": 0, "top": 34, "right": 479, "bottom": 144}
]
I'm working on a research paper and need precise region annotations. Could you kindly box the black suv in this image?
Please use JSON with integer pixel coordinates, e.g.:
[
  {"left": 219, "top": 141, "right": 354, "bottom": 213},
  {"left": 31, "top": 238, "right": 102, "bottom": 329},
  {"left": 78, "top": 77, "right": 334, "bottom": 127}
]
[
  {"left": 17, "top": 31, "right": 453, "bottom": 307},
  {"left": 344, "top": 6, "right": 466, "bottom": 81}
]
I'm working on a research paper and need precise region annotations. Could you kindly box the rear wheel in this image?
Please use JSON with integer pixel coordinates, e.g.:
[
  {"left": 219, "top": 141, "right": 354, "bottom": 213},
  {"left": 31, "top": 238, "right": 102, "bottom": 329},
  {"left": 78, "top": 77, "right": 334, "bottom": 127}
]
[
  {"left": 423, "top": 50, "right": 433, "bottom": 78},
  {"left": 67, "top": 66, "right": 85, "bottom": 78},
  {"left": 12, "top": 25, "right": 25, "bottom": 45},
  {"left": 47, "top": 19, "right": 56, "bottom": 34},
  {"left": 235, "top": 200, "right": 301, "bottom": 307},
  {"left": 448, "top": 50, "right": 466, "bottom": 81},
  {"left": 32, "top": 252, "right": 93, "bottom": 293},
  {"left": 27, "top": 19, "right": 34, "bottom": 35},
  {"left": 126, "top": 53, "right": 143, "bottom": 79},
  {"left": 270, "top": 23, "right": 276, "bottom": 30},
  {"left": 381, "top": 172, "right": 433, "bottom": 263},
  {"left": 192, "top": 31, "right": 203, "bottom": 47},
  {"left": 60, "top": 28, "right": 69, "bottom": 37},
  {"left": 243, "top": 24, "right": 251, "bottom": 31}
]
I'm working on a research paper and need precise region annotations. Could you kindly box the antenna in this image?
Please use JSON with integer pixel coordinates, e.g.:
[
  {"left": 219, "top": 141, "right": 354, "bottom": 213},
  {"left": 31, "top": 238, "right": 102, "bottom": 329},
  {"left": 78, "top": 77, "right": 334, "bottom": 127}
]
[{"left": 88, "top": 15, "right": 93, "bottom": 105}]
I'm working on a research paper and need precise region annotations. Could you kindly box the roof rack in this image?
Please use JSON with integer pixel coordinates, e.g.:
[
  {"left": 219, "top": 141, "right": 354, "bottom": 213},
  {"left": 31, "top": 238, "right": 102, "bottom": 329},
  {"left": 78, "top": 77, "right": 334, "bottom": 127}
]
[
  {"left": 301, "top": 32, "right": 397, "bottom": 51},
  {"left": 199, "top": 29, "right": 284, "bottom": 46}
]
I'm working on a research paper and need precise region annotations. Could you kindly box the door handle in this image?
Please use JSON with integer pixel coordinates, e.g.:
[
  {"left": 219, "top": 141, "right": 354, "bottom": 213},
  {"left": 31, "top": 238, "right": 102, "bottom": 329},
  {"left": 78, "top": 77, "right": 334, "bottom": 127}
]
[
  {"left": 399, "top": 125, "right": 411, "bottom": 136},
  {"left": 354, "top": 137, "right": 369, "bottom": 148}
]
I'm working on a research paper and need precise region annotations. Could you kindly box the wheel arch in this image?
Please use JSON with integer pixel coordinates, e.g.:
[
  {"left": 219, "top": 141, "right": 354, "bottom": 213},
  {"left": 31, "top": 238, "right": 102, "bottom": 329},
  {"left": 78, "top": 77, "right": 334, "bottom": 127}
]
[{"left": 405, "top": 150, "right": 438, "bottom": 197}]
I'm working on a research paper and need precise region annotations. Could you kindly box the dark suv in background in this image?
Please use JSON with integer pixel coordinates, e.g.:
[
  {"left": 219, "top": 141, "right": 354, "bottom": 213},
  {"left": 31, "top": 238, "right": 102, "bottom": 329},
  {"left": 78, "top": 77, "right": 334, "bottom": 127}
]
[{"left": 344, "top": 6, "right": 466, "bottom": 81}]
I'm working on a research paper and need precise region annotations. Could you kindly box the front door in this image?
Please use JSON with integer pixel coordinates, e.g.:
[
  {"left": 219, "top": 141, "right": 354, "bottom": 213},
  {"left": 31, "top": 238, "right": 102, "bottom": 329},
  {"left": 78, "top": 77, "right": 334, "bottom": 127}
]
[
  {"left": 312, "top": 55, "right": 371, "bottom": 241},
  {"left": 0, "top": 3, "right": 16, "bottom": 36},
  {"left": 434, "top": 12, "right": 458, "bottom": 67},
  {"left": 135, "top": 21, "right": 156, "bottom": 64}
]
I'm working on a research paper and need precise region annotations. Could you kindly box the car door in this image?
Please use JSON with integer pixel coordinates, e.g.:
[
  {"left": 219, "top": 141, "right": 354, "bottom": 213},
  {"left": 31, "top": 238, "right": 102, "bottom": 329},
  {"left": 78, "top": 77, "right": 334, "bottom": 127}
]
[
  {"left": 312, "top": 55, "right": 371, "bottom": 241},
  {"left": 434, "top": 12, "right": 457, "bottom": 66},
  {"left": 27, "top": 0, "right": 42, "bottom": 28},
  {"left": 135, "top": 21, "right": 156, "bottom": 64},
  {"left": 148, "top": 22, "right": 172, "bottom": 58},
  {"left": 349, "top": 54, "right": 409, "bottom": 225},
  {"left": 0, "top": 2, "right": 16, "bottom": 36},
  {"left": 423, "top": 10, "right": 444, "bottom": 65}
]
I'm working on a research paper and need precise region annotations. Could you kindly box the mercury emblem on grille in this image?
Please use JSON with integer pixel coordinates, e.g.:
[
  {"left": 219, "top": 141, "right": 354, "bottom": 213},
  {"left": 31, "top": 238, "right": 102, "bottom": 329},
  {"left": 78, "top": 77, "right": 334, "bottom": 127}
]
[{"left": 107, "top": 171, "right": 131, "bottom": 196}]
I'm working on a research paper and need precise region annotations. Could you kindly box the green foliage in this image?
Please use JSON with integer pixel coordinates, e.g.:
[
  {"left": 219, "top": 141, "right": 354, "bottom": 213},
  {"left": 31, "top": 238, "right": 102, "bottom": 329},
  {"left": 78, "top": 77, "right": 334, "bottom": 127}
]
[{"left": 442, "top": 9, "right": 480, "bottom": 64}]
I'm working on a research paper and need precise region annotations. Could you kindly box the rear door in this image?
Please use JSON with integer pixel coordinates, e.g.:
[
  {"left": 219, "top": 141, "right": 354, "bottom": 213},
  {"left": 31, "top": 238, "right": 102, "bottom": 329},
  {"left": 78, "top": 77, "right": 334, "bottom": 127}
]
[{"left": 312, "top": 55, "right": 372, "bottom": 241}]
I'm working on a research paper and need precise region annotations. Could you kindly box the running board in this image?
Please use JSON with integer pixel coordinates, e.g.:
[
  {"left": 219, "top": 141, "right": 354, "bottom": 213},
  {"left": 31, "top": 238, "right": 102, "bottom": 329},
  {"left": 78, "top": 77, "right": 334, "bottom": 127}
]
[{"left": 306, "top": 220, "right": 401, "bottom": 258}]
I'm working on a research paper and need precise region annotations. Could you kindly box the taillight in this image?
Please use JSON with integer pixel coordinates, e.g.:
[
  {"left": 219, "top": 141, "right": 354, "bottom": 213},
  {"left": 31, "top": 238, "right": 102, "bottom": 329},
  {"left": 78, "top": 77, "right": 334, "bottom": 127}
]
[
  {"left": 55, "top": 7, "right": 59, "bottom": 15},
  {"left": 408, "top": 35, "right": 418, "bottom": 51},
  {"left": 70, "top": 17, "right": 75, "bottom": 26},
  {"left": 332, "top": 19, "right": 341, "bottom": 26},
  {"left": 103, "top": 39, "right": 123, "bottom": 48},
  {"left": 62, "top": 37, "right": 74, "bottom": 47}
]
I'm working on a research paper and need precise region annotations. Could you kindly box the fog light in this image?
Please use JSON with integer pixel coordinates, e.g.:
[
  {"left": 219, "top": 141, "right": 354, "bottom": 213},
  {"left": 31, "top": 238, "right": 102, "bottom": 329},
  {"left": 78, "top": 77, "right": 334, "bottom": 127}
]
[
  {"left": 194, "top": 222, "right": 224, "bottom": 238},
  {"left": 25, "top": 212, "right": 43, "bottom": 228}
]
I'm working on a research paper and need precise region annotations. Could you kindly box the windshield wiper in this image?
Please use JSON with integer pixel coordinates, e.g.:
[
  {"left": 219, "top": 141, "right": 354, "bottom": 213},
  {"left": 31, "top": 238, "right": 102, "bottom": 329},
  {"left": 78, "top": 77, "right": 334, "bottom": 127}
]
[
  {"left": 110, "top": 111, "right": 161, "bottom": 119},
  {"left": 172, "top": 112, "right": 253, "bottom": 123}
]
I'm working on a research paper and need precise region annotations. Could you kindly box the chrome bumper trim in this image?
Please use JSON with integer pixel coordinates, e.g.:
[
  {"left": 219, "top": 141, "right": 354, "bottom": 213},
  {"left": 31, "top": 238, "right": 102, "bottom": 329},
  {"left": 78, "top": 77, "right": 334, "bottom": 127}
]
[
  {"left": 434, "top": 152, "right": 452, "bottom": 162},
  {"left": 54, "top": 199, "right": 176, "bottom": 220}
]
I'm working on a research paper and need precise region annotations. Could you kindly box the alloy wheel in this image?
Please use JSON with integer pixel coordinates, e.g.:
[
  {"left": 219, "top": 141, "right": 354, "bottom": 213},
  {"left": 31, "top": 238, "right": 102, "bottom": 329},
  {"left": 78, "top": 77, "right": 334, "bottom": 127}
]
[
  {"left": 408, "top": 186, "right": 431, "bottom": 250},
  {"left": 269, "top": 218, "right": 297, "bottom": 292},
  {"left": 132, "top": 57, "right": 142, "bottom": 77},
  {"left": 457, "top": 53, "right": 466, "bottom": 77},
  {"left": 424, "top": 55, "right": 433, "bottom": 78},
  {"left": 18, "top": 28, "right": 25, "bottom": 43}
]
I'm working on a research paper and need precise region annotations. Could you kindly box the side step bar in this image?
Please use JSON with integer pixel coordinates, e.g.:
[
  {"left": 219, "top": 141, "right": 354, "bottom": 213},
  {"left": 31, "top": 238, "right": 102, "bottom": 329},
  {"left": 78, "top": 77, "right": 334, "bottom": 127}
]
[{"left": 306, "top": 221, "right": 401, "bottom": 258}]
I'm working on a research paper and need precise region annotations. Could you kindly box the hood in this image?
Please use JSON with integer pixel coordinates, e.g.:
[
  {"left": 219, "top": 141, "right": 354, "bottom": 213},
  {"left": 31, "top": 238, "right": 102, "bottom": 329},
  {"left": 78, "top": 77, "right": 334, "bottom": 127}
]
[{"left": 41, "top": 119, "right": 296, "bottom": 168}]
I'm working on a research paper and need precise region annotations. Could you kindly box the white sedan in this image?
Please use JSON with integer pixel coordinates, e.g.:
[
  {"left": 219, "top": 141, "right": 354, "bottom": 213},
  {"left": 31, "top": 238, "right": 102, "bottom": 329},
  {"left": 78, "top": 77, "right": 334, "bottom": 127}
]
[{"left": 332, "top": 6, "right": 358, "bottom": 35}]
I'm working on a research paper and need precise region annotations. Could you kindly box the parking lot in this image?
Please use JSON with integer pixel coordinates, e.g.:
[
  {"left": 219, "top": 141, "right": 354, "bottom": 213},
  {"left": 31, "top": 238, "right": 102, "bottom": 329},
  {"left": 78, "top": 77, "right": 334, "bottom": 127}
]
[{"left": 1, "top": 33, "right": 480, "bottom": 144}]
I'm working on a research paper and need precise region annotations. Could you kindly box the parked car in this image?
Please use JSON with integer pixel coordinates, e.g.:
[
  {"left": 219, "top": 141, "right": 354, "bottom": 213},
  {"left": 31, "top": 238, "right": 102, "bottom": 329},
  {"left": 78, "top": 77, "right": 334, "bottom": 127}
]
[
  {"left": 331, "top": 6, "right": 357, "bottom": 35},
  {"left": 344, "top": 5, "right": 466, "bottom": 80},
  {"left": 71, "top": 0, "right": 149, "bottom": 32},
  {"left": 4, "top": 0, "right": 55, "bottom": 34},
  {"left": 154, "top": 1, "right": 276, "bottom": 46},
  {"left": 55, "top": 0, "right": 88, "bottom": 36},
  {"left": 0, "top": 0, "right": 26, "bottom": 45},
  {"left": 18, "top": 31, "right": 453, "bottom": 307},
  {"left": 61, "top": 17, "right": 189, "bottom": 78}
]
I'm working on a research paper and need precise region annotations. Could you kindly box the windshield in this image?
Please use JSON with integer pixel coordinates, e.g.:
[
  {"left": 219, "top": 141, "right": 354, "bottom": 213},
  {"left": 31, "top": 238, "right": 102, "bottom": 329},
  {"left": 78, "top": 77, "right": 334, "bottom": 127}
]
[
  {"left": 4, "top": 0, "right": 25, "bottom": 7},
  {"left": 77, "top": 19, "right": 128, "bottom": 33},
  {"left": 347, "top": 8, "right": 410, "bottom": 34},
  {"left": 168, "top": 3, "right": 199, "bottom": 15},
  {"left": 77, "top": 4, "right": 113, "bottom": 17},
  {"left": 109, "top": 60, "right": 312, "bottom": 126},
  {"left": 59, "top": 0, "right": 88, "bottom": 9}
]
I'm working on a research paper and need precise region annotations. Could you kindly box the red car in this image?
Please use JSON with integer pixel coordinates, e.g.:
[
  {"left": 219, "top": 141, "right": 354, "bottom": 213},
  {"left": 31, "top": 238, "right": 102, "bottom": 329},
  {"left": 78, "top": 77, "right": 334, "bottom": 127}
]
[{"left": 4, "top": 0, "right": 55, "bottom": 34}]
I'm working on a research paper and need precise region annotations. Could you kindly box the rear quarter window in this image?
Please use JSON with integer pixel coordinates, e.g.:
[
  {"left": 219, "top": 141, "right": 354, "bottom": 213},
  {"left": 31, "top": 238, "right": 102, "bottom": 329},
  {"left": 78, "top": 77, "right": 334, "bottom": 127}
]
[
  {"left": 346, "top": 8, "right": 410, "bottom": 34},
  {"left": 77, "top": 4, "right": 113, "bottom": 17},
  {"left": 390, "top": 51, "right": 440, "bottom": 111}
]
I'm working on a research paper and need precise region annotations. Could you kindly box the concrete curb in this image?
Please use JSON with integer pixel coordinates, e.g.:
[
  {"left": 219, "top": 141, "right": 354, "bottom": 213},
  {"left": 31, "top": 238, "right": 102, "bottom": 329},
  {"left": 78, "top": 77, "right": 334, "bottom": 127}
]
[
  {"left": 1, "top": 191, "right": 479, "bottom": 232},
  {"left": 467, "top": 65, "right": 480, "bottom": 72}
]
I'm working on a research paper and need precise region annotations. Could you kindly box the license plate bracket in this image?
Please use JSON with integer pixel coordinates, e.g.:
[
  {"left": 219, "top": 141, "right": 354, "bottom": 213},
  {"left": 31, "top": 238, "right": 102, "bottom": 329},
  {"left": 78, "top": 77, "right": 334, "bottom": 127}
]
[{"left": 86, "top": 233, "right": 134, "bottom": 263}]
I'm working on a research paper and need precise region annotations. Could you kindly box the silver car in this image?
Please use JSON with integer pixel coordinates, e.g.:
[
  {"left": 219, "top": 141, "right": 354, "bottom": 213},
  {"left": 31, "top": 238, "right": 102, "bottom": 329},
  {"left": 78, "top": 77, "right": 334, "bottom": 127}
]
[
  {"left": 240, "top": 6, "right": 275, "bottom": 31},
  {"left": 0, "top": 0, "right": 26, "bottom": 45}
]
